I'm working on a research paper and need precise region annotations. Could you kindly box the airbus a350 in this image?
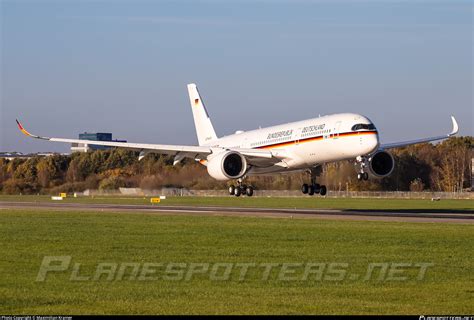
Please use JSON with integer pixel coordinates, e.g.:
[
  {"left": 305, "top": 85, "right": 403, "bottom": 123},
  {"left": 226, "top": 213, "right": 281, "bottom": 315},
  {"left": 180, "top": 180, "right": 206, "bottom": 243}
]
[{"left": 17, "top": 83, "right": 459, "bottom": 197}]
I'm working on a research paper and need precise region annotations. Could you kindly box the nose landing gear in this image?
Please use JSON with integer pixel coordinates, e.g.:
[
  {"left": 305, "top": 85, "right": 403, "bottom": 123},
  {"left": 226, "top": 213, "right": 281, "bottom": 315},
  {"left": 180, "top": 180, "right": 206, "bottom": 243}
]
[
  {"left": 301, "top": 167, "right": 327, "bottom": 196},
  {"left": 357, "top": 172, "right": 369, "bottom": 181},
  {"left": 355, "top": 156, "right": 370, "bottom": 181}
]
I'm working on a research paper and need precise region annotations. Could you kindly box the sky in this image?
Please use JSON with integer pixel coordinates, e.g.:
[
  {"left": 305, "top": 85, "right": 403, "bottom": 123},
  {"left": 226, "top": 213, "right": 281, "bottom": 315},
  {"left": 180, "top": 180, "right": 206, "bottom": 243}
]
[{"left": 1, "top": 0, "right": 472, "bottom": 153}]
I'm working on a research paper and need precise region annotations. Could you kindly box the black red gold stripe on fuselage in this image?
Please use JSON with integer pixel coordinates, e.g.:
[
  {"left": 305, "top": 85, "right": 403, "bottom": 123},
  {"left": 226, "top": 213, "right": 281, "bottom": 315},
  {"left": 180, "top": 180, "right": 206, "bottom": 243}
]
[{"left": 256, "top": 130, "right": 378, "bottom": 150}]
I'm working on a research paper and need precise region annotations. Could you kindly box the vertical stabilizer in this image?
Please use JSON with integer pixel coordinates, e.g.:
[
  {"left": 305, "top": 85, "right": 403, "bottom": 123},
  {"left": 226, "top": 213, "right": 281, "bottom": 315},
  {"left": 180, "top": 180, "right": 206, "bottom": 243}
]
[{"left": 187, "top": 83, "right": 218, "bottom": 146}]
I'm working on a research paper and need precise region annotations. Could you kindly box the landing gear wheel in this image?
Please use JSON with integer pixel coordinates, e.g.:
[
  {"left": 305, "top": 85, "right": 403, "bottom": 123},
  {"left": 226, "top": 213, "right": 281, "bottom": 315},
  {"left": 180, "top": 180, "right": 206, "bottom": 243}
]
[
  {"left": 320, "top": 185, "right": 327, "bottom": 196},
  {"left": 234, "top": 187, "right": 242, "bottom": 197},
  {"left": 245, "top": 186, "right": 254, "bottom": 197},
  {"left": 314, "top": 183, "right": 321, "bottom": 194},
  {"left": 302, "top": 166, "right": 324, "bottom": 196},
  {"left": 228, "top": 185, "right": 235, "bottom": 196},
  {"left": 363, "top": 172, "right": 369, "bottom": 181},
  {"left": 357, "top": 173, "right": 363, "bottom": 181},
  {"left": 301, "top": 184, "right": 309, "bottom": 194}
]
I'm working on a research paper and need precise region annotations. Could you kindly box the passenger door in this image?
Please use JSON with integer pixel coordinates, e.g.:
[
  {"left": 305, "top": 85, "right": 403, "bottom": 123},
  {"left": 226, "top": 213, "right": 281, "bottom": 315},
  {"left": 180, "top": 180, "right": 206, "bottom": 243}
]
[{"left": 332, "top": 121, "right": 342, "bottom": 139}]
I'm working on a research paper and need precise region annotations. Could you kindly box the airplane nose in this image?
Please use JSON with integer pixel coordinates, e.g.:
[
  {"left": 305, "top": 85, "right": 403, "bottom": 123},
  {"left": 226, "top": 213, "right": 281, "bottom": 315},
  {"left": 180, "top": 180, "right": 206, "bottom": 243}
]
[
  {"left": 361, "top": 133, "right": 379, "bottom": 155},
  {"left": 369, "top": 133, "right": 380, "bottom": 153}
]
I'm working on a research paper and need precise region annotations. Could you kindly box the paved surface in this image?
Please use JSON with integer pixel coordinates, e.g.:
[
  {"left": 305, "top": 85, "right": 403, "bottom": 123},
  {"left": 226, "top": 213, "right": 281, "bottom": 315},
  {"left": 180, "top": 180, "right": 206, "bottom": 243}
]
[{"left": 0, "top": 201, "right": 472, "bottom": 224}]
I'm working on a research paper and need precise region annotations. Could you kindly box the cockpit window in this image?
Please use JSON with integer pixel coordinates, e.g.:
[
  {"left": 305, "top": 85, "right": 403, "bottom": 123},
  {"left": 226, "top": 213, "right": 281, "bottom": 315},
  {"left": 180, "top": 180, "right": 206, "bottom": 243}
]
[{"left": 352, "top": 123, "right": 376, "bottom": 131}]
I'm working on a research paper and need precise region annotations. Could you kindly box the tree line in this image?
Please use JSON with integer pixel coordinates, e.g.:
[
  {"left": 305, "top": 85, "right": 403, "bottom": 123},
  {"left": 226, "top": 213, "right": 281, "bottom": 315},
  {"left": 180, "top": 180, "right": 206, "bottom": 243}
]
[{"left": 0, "top": 136, "right": 471, "bottom": 194}]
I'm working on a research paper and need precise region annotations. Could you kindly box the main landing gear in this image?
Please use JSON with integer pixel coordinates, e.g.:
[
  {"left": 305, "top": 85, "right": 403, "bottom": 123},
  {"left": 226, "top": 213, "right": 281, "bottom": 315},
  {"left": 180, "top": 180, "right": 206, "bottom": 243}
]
[
  {"left": 228, "top": 179, "right": 254, "bottom": 197},
  {"left": 355, "top": 156, "right": 369, "bottom": 181},
  {"left": 301, "top": 167, "right": 327, "bottom": 196}
]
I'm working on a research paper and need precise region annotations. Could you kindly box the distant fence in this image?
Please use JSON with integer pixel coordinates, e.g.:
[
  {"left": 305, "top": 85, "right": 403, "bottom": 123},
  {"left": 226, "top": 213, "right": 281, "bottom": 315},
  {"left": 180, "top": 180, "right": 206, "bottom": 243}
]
[
  {"left": 194, "top": 190, "right": 474, "bottom": 199},
  {"left": 79, "top": 188, "right": 474, "bottom": 199}
]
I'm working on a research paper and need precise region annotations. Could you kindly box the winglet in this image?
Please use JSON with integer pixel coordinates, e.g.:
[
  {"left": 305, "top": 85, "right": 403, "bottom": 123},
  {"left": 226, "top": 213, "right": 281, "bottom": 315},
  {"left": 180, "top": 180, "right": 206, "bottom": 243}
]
[
  {"left": 449, "top": 116, "right": 459, "bottom": 136},
  {"left": 16, "top": 119, "right": 31, "bottom": 137},
  {"left": 15, "top": 119, "right": 47, "bottom": 140}
]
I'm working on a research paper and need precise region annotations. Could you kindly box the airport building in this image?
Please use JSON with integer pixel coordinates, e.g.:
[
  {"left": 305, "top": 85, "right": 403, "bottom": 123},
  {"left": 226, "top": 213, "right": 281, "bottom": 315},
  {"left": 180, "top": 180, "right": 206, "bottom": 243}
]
[
  {"left": 70, "top": 132, "right": 127, "bottom": 153},
  {"left": 0, "top": 152, "right": 63, "bottom": 160}
]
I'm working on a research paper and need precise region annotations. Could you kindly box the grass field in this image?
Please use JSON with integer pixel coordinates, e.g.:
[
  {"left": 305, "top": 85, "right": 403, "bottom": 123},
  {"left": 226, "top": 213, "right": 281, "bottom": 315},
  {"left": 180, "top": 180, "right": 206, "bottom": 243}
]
[
  {"left": 0, "top": 194, "right": 473, "bottom": 212},
  {"left": 0, "top": 208, "right": 472, "bottom": 314}
]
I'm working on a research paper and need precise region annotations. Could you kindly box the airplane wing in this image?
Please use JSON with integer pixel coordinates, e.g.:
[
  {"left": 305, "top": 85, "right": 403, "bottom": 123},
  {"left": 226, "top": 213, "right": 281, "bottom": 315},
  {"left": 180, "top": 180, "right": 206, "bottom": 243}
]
[
  {"left": 16, "top": 120, "right": 281, "bottom": 164},
  {"left": 16, "top": 119, "right": 212, "bottom": 158},
  {"left": 379, "top": 116, "right": 459, "bottom": 150}
]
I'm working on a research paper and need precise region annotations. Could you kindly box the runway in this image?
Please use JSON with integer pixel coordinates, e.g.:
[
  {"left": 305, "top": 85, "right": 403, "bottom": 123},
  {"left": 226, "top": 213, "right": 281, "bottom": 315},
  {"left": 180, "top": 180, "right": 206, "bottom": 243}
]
[{"left": 0, "top": 201, "right": 472, "bottom": 223}]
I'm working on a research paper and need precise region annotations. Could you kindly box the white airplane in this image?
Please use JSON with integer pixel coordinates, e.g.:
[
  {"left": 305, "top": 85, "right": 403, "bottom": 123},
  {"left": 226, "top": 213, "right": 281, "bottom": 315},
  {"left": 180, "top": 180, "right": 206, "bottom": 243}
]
[{"left": 17, "top": 83, "right": 459, "bottom": 197}]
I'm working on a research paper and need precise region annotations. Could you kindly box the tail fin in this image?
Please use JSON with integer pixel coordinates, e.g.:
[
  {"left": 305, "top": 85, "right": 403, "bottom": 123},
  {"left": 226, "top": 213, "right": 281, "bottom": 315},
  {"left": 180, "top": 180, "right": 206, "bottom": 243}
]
[{"left": 187, "top": 83, "right": 218, "bottom": 146}]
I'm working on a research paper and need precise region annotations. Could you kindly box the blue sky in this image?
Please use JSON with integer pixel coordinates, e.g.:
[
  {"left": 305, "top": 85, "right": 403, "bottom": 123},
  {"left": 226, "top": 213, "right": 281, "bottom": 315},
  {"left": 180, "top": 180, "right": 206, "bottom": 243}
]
[{"left": 1, "top": 0, "right": 472, "bottom": 153}]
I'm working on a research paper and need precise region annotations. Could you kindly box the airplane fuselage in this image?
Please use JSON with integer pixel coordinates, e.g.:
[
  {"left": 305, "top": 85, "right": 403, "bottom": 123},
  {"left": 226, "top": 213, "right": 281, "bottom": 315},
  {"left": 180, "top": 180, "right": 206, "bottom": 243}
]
[{"left": 205, "top": 113, "right": 380, "bottom": 174}]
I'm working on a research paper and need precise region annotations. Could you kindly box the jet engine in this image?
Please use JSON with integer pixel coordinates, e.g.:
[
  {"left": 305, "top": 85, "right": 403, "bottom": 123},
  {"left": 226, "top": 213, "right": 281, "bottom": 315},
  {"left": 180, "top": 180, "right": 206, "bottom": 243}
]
[
  {"left": 207, "top": 151, "right": 248, "bottom": 181},
  {"left": 369, "top": 150, "right": 395, "bottom": 178}
]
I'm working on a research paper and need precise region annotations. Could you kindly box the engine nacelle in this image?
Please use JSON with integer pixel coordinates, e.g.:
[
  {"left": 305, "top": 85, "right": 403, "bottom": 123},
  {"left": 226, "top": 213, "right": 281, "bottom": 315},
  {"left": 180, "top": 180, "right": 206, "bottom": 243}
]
[
  {"left": 207, "top": 151, "right": 247, "bottom": 181},
  {"left": 369, "top": 150, "right": 395, "bottom": 178}
]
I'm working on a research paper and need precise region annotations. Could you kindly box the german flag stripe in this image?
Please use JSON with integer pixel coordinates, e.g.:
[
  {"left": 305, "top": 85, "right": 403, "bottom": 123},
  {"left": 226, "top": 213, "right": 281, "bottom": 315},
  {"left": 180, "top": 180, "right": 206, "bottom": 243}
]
[
  {"left": 16, "top": 119, "right": 33, "bottom": 137},
  {"left": 256, "top": 130, "right": 378, "bottom": 150},
  {"left": 15, "top": 119, "right": 48, "bottom": 140}
]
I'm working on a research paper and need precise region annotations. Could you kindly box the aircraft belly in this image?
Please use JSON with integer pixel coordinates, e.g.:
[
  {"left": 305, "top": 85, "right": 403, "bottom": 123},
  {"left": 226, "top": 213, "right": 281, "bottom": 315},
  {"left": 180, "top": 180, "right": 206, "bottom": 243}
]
[{"left": 248, "top": 166, "right": 288, "bottom": 175}]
